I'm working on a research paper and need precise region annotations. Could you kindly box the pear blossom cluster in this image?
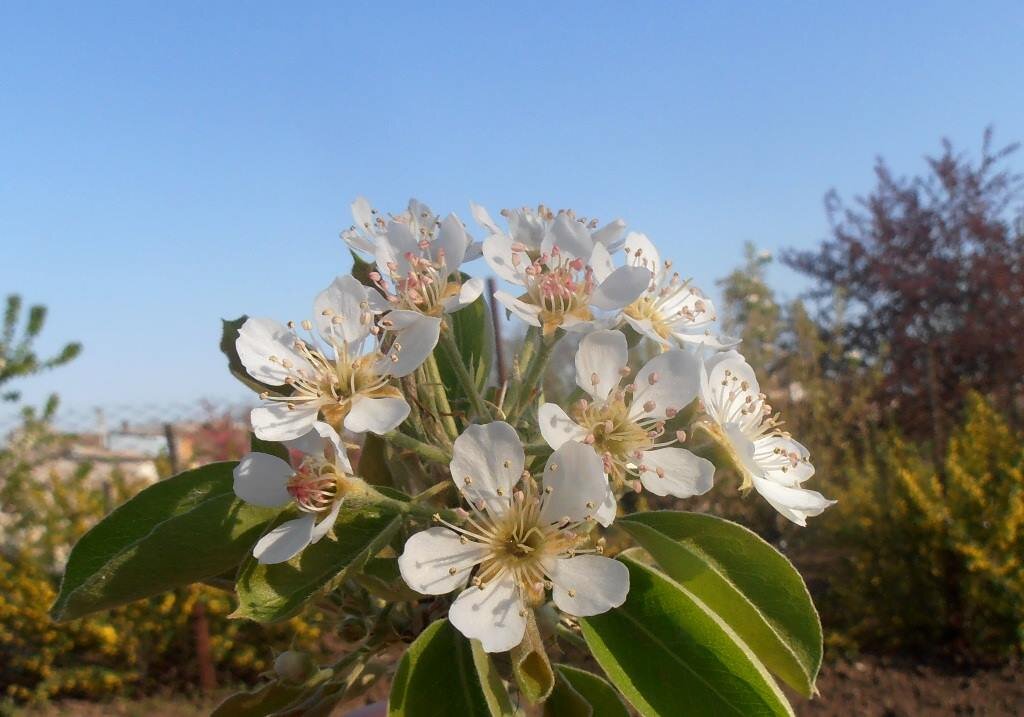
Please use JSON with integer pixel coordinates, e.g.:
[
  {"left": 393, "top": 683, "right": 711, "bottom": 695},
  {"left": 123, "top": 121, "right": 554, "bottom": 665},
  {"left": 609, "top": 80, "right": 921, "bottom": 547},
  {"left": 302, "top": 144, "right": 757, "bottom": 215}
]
[{"left": 228, "top": 196, "right": 835, "bottom": 652}]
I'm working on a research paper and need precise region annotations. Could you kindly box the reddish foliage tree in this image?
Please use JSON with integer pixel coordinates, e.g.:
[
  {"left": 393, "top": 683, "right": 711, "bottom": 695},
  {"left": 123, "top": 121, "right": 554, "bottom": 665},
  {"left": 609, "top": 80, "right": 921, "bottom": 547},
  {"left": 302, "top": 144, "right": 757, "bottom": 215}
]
[{"left": 783, "top": 129, "right": 1024, "bottom": 446}]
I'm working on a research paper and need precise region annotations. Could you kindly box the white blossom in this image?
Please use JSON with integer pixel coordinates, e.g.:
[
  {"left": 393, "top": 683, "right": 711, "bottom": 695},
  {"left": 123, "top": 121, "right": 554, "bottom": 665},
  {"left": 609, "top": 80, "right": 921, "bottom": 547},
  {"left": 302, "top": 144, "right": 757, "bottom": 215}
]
[
  {"left": 397, "top": 421, "right": 629, "bottom": 652},
  {"left": 342, "top": 197, "right": 484, "bottom": 365},
  {"left": 475, "top": 204, "right": 650, "bottom": 335},
  {"left": 621, "top": 232, "right": 739, "bottom": 352},
  {"left": 700, "top": 350, "right": 835, "bottom": 526},
  {"left": 538, "top": 330, "right": 715, "bottom": 520},
  {"left": 233, "top": 422, "right": 351, "bottom": 564},
  {"left": 237, "top": 275, "right": 422, "bottom": 441}
]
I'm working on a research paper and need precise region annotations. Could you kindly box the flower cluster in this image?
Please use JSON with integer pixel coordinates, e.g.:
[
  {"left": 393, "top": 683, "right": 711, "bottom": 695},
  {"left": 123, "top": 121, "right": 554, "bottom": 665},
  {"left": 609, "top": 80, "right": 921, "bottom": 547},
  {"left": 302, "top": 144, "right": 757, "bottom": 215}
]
[{"left": 229, "top": 196, "right": 834, "bottom": 651}]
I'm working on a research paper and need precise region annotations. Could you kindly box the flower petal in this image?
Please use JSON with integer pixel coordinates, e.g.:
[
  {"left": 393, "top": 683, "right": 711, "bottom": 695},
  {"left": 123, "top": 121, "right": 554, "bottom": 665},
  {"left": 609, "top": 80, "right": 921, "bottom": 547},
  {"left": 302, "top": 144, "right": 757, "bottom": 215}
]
[
  {"left": 543, "top": 212, "right": 594, "bottom": 261},
  {"left": 344, "top": 394, "right": 410, "bottom": 435},
  {"left": 622, "top": 232, "right": 663, "bottom": 280},
  {"left": 751, "top": 476, "right": 836, "bottom": 527},
  {"left": 380, "top": 310, "right": 441, "bottom": 377},
  {"left": 470, "top": 201, "right": 501, "bottom": 236},
  {"left": 588, "top": 242, "right": 615, "bottom": 283},
  {"left": 450, "top": 421, "right": 524, "bottom": 516},
  {"left": 310, "top": 498, "right": 343, "bottom": 543},
  {"left": 236, "top": 318, "right": 309, "bottom": 386},
  {"left": 233, "top": 452, "right": 294, "bottom": 507},
  {"left": 595, "top": 483, "right": 618, "bottom": 527},
  {"left": 313, "top": 275, "right": 374, "bottom": 346},
  {"left": 547, "top": 555, "right": 629, "bottom": 617},
  {"left": 591, "top": 265, "right": 651, "bottom": 311},
  {"left": 376, "top": 222, "right": 419, "bottom": 277},
  {"left": 442, "top": 276, "right": 485, "bottom": 313},
  {"left": 537, "top": 403, "right": 587, "bottom": 449},
  {"left": 638, "top": 447, "right": 715, "bottom": 498},
  {"left": 629, "top": 349, "right": 701, "bottom": 421},
  {"left": 312, "top": 421, "right": 352, "bottom": 473},
  {"left": 251, "top": 402, "right": 320, "bottom": 442},
  {"left": 434, "top": 212, "right": 469, "bottom": 271},
  {"left": 592, "top": 218, "right": 627, "bottom": 253},
  {"left": 575, "top": 329, "right": 628, "bottom": 401},
  {"left": 753, "top": 435, "right": 815, "bottom": 487},
  {"left": 398, "top": 527, "right": 490, "bottom": 596},
  {"left": 540, "top": 441, "right": 608, "bottom": 525},
  {"left": 483, "top": 236, "right": 527, "bottom": 284},
  {"left": 448, "top": 571, "right": 527, "bottom": 653},
  {"left": 253, "top": 515, "right": 315, "bottom": 564},
  {"left": 494, "top": 291, "right": 542, "bottom": 327}
]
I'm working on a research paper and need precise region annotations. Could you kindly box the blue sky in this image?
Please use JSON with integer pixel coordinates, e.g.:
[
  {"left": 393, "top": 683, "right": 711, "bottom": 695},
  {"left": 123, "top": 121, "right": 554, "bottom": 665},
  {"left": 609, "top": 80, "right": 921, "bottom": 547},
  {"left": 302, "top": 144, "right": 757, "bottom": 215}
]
[{"left": 2, "top": 2, "right": 1022, "bottom": 417}]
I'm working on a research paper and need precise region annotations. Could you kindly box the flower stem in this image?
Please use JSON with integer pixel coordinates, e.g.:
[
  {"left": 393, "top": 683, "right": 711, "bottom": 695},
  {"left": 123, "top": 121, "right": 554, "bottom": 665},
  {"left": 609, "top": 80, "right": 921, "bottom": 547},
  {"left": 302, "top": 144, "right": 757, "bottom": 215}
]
[
  {"left": 422, "top": 354, "right": 460, "bottom": 442},
  {"left": 510, "top": 332, "right": 559, "bottom": 422},
  {"left": 438, "top": 319, "right": 492, "bottom": 422},
  {"left": 383, "top": 431, "right": 452, "bottom": 465}
]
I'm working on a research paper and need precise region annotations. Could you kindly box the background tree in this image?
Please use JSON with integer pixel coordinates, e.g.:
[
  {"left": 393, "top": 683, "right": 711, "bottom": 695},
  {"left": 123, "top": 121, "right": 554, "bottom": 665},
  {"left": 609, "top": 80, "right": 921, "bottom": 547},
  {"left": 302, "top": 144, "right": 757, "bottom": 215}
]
[
  {"left": 1, "top": 294, "right": 82, "bottom": 406},
  {"left": 782, "top": 129, "right": 1024, "bottom": 449}
]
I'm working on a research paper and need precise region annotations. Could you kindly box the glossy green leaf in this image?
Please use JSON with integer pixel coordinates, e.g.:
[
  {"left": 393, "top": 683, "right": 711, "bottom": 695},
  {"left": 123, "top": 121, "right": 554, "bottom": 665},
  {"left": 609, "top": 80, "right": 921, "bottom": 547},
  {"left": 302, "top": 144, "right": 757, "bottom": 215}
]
[
  {"left": 220, "top": 316, "right": 279, "bottom": 395},
  {"left": 234, "top": 500, "right": 402, "bottom": 622},
  {"left": 581, "top": 558, "right": 794, "bottom": 717},
  {"left": 388, "top": 619, "right": 513, "bottom": 717},
  {"left": 619, "top": 511, "right": 822, "bottom": 696},
  {"left": 551, "top": 666, "right": 629, "bottom": 717},
  {"left": 51, "top": 462, "right": 277, "bottom": 621},
  {"left": 543, "top": 670, "right": 591, "bottom": 717}
]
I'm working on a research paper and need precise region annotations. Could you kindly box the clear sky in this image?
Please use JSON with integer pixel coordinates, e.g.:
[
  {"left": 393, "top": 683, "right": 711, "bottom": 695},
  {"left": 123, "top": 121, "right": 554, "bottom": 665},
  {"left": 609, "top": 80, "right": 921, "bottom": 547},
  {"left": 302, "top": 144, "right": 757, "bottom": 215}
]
[{"left": 2, "top": 2, "right": 1022, "bottom": 418}]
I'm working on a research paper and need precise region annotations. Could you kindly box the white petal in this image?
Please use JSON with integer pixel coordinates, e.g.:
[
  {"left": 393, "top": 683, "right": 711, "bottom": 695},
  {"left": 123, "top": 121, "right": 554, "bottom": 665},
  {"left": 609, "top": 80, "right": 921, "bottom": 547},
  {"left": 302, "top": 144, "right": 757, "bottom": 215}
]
[
  {"left": 450, "top": 421, "right": 524, "bottom": 516},
  {"left": 588, "top": 242, "right": 615, "bottom": 283},
  {"left": 483, "top": 235, "right": 527, "bottom": 284},
  {"left": 629, "top": 350, "right": 701, "bottom": 421},
  {"left": 494, "top": 291, "right": 541, "bottom": 327},
  {"left": 464, "top": 240, "right": 484, "bottom": 261},
  {"left": 253, "top": 515, "right": 315, "bottom": 564},
  {"left": 233, "top": 452, "right": 294, "bottom": 507},
  {"left": 433, "top": 212, "right": 469, "bottom": 270},
  {"left": 700, "top": 350, "right": 762, "bottom": 429},
  {"left": 442, "top": 276, "right": 485, "bottom": 313},
  {"left": 638, "top": 447, "right": 715, "bottom": 498},
  {"left": 448, "top": 571, "right": 527, "bottom": 653},
  {"left": 753, "top": 435, "right": 815, "bottom": 487},
  {"left": 312, "top": 421, "right": 352, "bottom": 473},
  {"left": 751, "top": 476, "right": 836, "bottom": 527},
  {"left": 313, "top": 275, "right": 373, "bottom": 346},
  {"left": 592, "top": 219, "right": 627, "bottom": 253},
  {"left": 351, "top": 196, "right": 377, "bottom": 236},
  {"left": 342, "top": 227, "right": 375, "bottom": 255},
  {"left": 575, "top": 329, "right": 628, "bottom": 401},
  {"left": 398, "top": 527, "right": 489, "bottom": 596},
  {"left": 622, "top": 232, "right": 662, "bottom": 279},
  {"left": 376, "top": 222, "right": 419, "bottom": 277},
  {"left": 310, "top": 498, "right": 343, "bottom": 542},
  {"left": 236, "top": 318, "right": 309, "bottom": 386},
  {"left": 537, "top": 403, "right": 587, "bottom": 449},
  {"left": 365, "top": 289, "right": 392, "bottom": 313},
  {"left": 470, "top": 201, "right": 501, "bottom": 236},
  {"left": 283, "top": 428, "right": 323, "bottom": 457},
  {"left": 623, "top": 314, "right": 671, "bottom": 348},
  {"left": 595, "top": 483, "right": 618, "bottom": 527},
  {"left": 381, "top": 310, "right": 441, "bottom": 377},
  {"left": 540, "top": 441, "right": 608, "bottom": 525},
  {"left": 591, "top": 266, "right": 651, "bottom": 311},
  {"left": 344, "top": 394, "right": 410, "bottom": 435},
  {"left": 543, "top": 212, "right": 594, "bottom": 261},
  {"left": 546, "top": 555, "right": 629, "bottom": 617},
  {"left": 251, "top": 402, "right": 320, "bottom": 442}
]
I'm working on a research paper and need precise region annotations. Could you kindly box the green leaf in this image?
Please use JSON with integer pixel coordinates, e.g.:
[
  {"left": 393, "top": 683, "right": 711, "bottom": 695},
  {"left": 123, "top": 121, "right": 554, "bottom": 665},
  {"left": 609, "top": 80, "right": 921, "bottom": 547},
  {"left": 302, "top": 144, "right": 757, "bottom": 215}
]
[
  {"left": 234, "top": 500, "right": 402, "bottom": 622},
  {"left": 435, "top": 289, "right": 494, "bottom": 401},
  {"left": 51, "top": 463, "right": 277, "bottom": 621},
  {"left": 354, "top": 557, "right": 422, "bottom": 602},
  {"left": 389, "top": 619, "right": 513, "bottom": 717},
  {"left": 550, "top": 666, "right": 629, "bottom": 717},
  {"left": 220, "top": 316, "right": 280, "bottom": 395},
  {"left": 251, "top": 432, "right": 290, "bottom": 462},
  {"left": 350, "top": 249, "right": 377, "bottom": 286},
  {"left": 511, "top": 611, "right": 554, "bottom": 704},
  {"left": 544, "top": 670, "right": 591, "bottom": 717},
  {"left": 581, "top": 558, "right": 794, "bottom": 717},
  {"left": 619, "top": 511, "right": 822, "bottom": 696}
]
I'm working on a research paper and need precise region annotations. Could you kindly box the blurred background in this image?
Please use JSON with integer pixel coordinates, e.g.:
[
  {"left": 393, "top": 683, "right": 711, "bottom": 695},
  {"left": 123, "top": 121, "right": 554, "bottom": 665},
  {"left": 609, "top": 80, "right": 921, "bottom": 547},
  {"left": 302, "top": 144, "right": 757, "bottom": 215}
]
[{"left": 2, "top": 2, "right": 1022, "bottom": 715}]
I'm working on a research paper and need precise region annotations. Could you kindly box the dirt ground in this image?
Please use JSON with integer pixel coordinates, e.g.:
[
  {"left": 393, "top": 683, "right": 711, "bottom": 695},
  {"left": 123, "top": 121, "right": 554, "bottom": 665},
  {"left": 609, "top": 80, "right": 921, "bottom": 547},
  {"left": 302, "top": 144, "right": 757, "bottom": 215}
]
[
  {"left": 796, "top": 657, "right": 1024, "bottom": 717},
  {"left": 13, "top": 656, "right": 1023, "bottom": 716}
]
